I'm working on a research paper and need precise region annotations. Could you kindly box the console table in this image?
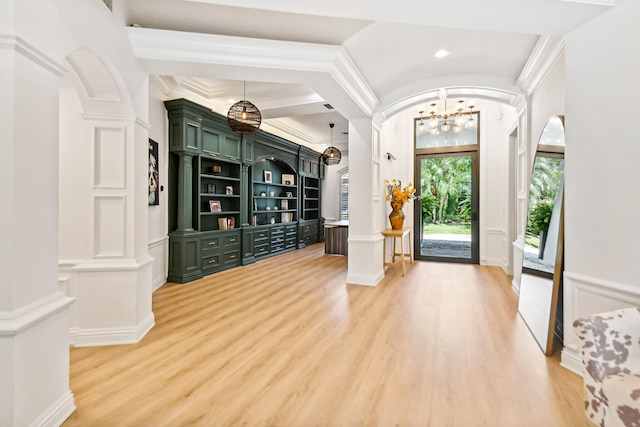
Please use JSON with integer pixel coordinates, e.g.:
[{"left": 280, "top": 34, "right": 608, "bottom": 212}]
[{"left": 381, "top": 226, "right": 413, "bottom": 276}]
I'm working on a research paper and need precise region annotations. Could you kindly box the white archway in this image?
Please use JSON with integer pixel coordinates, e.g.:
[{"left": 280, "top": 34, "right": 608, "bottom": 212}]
[{"left": 59, "top": 48, "right": 155, "bottom": 347}]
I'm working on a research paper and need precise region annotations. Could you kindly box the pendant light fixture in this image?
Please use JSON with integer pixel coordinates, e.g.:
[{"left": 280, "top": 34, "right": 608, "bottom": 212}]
[
  {"left": 321, "top": 123, "right": 342, "bottom": 165},
  {"left": 418, "top": 111, "right": 426, "bottom": 132},
  {"left": 227, "top": 81, "right": 262, "bottom": 134}
]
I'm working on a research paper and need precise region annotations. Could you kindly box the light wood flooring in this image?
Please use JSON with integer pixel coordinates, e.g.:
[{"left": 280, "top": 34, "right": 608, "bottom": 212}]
[{"left": 63, "top": 243, "right": 589, "bottom": 426}]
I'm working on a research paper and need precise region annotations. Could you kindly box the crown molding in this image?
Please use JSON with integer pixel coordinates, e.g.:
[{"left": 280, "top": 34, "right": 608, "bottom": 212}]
[
  {"left": 0, "top": 35, "right": 67, "bottom": 77},
  {"left": 128, "top": 27, "right": 377, "bottom": 119},
  {"left": 517, "top": 35, "right": 565, "bottom": 96},
  {"left": 149, "top": 75, "right": 173, "bottom": 95}
]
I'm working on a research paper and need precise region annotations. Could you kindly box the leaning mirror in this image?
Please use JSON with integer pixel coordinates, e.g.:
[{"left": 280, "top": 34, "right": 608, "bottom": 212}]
[{"left": 517, "top": 115, "right": 565, "bottom": 355}]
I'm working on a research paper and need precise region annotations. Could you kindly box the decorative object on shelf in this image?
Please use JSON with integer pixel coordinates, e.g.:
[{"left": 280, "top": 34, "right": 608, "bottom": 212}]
[
  {"left": 322, "top": 123, "right": 341, "bottom": 165},
  {"left": 270, "top": 216, "right": 276, "bottom": 224},
  {"left": 225, "top": 185, "right": 234, "bottom": 195},
  {"left": 218, "top": 217, "right": 228, "bottom": 230},
  {"left": 260, "top": 192, "right": 266, "bottom": 197},
  {"left": 227, "top": 81, "right": 261, "bottom": 134},
  {"left": 269, "top": 191, "right": 275, "bottom": 197},
  {"left": 227, "top": 217, "right": 235, "bottom": 229},
  {"left": 281, "top": 200, "right": 288, "bottom": 210},
  {"left": 274, "top": 206, "right": 278, "bottom": 210},
  {"left": 264, "top": 170, "right": 272, "bottom": 183},
  {"left": 209, "top": 200, "right": 222, "bottom": 212},
  {"left": 253, "top": 215, "right": 258, "bottom": 226},
  {"left": 266, "top": 206, "right": 271, "bottom": 211},
  {"left": 211, "top": 165, "right": 222, "bottom": 174},
  {"left": 285, "top": 191, "right": 293, "bottom": 198},
  {"left": 207, "top": 184, "right": 216, "bottom": 193},
  {"left": 148, "top": 139, "right": 160, "bottom": 206},
  {"left": 384, "top": 179, "right": 416, "bottom": 230},
  {"left": 282, "top": 174, "right": 295, "bottom": 185}
]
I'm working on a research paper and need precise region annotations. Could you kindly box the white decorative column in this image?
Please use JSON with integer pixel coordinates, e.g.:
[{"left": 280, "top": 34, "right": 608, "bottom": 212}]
[
  {"left": 0, "top": 25, "right": 75, "bottom": 427},
  {"left": 346, "top": 119, "right": 385, "bottom": 286},
  {"left": 61, "top": 114, "right": 154, "bottom": 347},
  {"left": 57, "top": 48, "right": 155, "bottom": 347}
]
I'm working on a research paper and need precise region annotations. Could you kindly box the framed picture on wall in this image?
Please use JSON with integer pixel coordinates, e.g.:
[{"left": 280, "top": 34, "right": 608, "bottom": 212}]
[
  {"left": 148, "top": 139, "right": 159, "bottom": 206},
  {"left": 264, "top": 170, "right": 272, "bottom": 183}
]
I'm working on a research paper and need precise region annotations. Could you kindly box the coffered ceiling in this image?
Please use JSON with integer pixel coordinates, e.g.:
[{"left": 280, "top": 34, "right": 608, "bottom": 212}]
[{"left": 117, "top": 0, "right": 618, "bottom": 151}]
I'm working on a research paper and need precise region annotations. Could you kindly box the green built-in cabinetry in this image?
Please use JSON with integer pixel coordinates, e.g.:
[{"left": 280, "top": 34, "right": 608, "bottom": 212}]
[{"left": 165, "top": 98, "right": 324, "bottom": 283}]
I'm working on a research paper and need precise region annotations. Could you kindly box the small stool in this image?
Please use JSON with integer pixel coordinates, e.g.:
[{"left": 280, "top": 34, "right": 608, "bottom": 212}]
[{"left": 381, "top": 227, "right": 413, "bottom": 276}]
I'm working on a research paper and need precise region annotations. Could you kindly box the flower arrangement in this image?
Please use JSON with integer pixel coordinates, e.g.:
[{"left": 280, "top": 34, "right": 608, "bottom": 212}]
[{"left": 385, "top": 179, "right": 416, "bottom": 205}]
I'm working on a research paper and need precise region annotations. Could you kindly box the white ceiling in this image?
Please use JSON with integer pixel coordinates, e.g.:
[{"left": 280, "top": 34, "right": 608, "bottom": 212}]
[{"left": 117, "top": 0, "right": 617, "bottom": 151}]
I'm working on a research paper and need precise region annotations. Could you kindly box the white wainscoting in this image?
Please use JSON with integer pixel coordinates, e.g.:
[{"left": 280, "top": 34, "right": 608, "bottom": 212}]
[
  {"left": 149, "top": 236, "right": 168, "bottom": 292},
  {"left": 482, "top": 228, "right": 509, "bottom": 273},
  {"left": 561, "top": 271, "right": 640, "bottom": 375}
]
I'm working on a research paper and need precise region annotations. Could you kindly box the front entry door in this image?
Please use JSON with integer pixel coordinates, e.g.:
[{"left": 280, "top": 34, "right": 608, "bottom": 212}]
[{"left": 414, "top": 152, "right": 479, "bottom": 263}]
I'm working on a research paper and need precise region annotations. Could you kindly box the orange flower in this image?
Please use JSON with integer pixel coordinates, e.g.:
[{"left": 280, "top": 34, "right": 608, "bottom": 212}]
[{"left": 385, "top": 180, "right": 416, "bottom": 204}]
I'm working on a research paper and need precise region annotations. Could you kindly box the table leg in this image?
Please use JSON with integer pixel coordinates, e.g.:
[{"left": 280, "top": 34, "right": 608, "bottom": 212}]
[
  {"left": 409, "top": 229, "right": 413, "bottom": 264},
  {"left": 400, "top": 235, "right": 406, "bottom": 276}
]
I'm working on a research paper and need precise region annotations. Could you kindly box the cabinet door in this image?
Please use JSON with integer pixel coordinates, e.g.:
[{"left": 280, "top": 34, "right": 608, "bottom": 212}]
[
  {"left": 170, "top": 117, "right": 201, "bottom": 154},
  {"left": 221, "top": 133, "right": 241, "bottom": 161},
  {"left": 202, "top": 123, "right": 222, "bottom": 155}
]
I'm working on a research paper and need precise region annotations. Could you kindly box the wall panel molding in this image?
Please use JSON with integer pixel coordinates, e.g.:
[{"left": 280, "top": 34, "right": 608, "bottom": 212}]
[
  {"left": 561, "top": 271, "right": 640, "bottom": 375},
  {"left": 93, "top": 196, "right": 126, "bottom": 258},
  {"left": 93, "top": 127, "right": 127, "bottom": 189}
]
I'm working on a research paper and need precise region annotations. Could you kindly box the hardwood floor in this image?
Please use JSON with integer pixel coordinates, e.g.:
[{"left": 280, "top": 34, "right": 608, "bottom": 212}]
[{"left": 63, "top": 244, "right": 589, "bottom": 427}]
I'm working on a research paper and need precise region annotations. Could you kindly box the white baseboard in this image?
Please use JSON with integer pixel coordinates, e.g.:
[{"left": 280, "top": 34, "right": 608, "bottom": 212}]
[
  {"left": 346, "top": 270, "right": 384, "bottom": 286},
  {"left": 560, "top": 344, "right": 584, "bottom": 377},
  {"left": 511, "top": 278, "right": 520, "bottom": 296},
  {"left": 152, "top": 275, "right": 167, "bottom": 292},
  {"left": 73, "top": 312, "right": 155, "bottom": 347},
  {"left": 29, "top": 390, "right": 75, "bottom": 427}
]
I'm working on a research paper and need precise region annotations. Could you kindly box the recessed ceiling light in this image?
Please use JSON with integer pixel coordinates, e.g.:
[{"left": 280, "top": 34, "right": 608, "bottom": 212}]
[
  {"left": 227, "top": 98, "right": 235, "bottom": 103},
  {"left": 435, "top": 50, "right": 450, "bottom": 58}
]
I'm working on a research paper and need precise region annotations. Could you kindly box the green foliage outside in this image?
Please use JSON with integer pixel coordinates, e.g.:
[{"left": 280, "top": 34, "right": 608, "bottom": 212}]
[
  {"left": 528, "top": 202, "right": 553, "bottom": 234},
  {"left": 424, "top": 223, "right": 471, "bottom": 235},
  {"left": 526, "top": 156, "right": 563, "bottom": 235},
  {"left": 420, "top": 157, "right": 472, "bottom": 226}
]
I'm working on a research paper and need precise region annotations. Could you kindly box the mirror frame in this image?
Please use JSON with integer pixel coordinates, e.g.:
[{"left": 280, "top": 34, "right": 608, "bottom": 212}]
[{"left": 518, "top": 115, "right": 565, "bottom": 356}]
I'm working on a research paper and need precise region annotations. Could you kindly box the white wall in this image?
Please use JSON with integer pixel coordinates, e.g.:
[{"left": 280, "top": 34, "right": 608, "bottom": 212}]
[
  {"left": 148, "top": 82, "right": 169, "bottom": 291},
  {"left": 321, "top": 154, "right": 349, "bottom": 223},
  {"left": 561, "top": 0, "right": 640, "bottom": 373},
  {"left": 530, "top": 56, "right": 565, "bottom": 162}
]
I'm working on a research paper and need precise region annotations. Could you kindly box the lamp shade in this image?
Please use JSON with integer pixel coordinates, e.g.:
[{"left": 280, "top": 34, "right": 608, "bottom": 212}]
[
  {"left": 322, "top": 146, "right": 342, "bottom": 165},
  {"left": 227, "top": 100, "right": 261, "bottom": 134}
]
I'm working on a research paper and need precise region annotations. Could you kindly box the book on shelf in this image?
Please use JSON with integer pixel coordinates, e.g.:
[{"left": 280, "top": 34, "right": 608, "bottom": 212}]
[
  {"left": 218, "top": 217, "right": 228, "bottom": 230},
  {"left": 281, "top": 212, "right": 292, "bottom": 223},
  {"left": 281, "top": 199, "right": 288, "bottom": 210},
  {"left": 227, "top": 217, "right": 235, "bottom": 229}
]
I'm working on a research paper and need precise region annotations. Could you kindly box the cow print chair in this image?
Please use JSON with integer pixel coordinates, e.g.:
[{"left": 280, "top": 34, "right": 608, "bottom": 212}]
[{"left": 573, "top": 307, "right": 640, "bottom": 427}]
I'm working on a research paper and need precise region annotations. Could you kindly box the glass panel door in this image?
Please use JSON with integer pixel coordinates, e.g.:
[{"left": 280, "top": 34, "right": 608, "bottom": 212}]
[{"left": 414, "top": 152, "right": 479, "bottom": 263}]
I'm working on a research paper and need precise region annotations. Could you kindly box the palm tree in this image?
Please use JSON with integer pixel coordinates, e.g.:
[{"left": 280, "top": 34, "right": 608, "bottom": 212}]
[{"left": 420, "top": 157, "right": 472, "bottom": 225}]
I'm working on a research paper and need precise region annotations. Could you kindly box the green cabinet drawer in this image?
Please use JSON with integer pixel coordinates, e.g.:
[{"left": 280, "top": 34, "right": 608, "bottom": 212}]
[
  {"left": 201, "top": 235, "right": 221, "bottom": 253},
  {"left": 254, "top": 243, "right": 269, "bottom": 257},
  {"left": 223, "top": 250, "right": 240, "bottom": 265},
  {"left": 224, "top": 233, "right": 240, "bottom": 247},
  {"left": 202, "top": 254, "right": 221, "bottom": 274}
]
